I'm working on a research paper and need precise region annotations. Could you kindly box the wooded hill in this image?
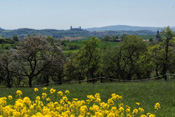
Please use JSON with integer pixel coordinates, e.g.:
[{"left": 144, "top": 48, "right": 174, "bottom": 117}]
[{"left": 0, "top": 27, "right": 156, "bottom": 39}]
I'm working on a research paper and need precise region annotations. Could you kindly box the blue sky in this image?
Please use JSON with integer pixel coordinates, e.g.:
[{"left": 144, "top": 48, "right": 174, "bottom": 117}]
[{"left": 0, "top": 0, "right": 175, "bottom": 30}]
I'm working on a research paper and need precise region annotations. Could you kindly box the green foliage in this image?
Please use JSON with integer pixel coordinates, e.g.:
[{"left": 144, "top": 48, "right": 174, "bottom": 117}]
[
  {"left": 0, "top": 38, "right": 15, "bottom": 44},
  {"left": 159, "top": 26, "right": 175, "bottom": 80},
  {"left": 102, "top": 35, "right": 149, "bottom": 80},
  {"left": 13, "top": 36, "right": 19, "bottom": 41},
  {"left": 1, "top": 26, "right": 175, "bottom": 87},
  {"left": 64, "top": 37, "right": 101, "bottom": 83}
]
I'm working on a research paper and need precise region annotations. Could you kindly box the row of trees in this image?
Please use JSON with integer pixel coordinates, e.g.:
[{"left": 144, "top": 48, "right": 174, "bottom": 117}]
[{"left": 0, "top": 27, "right": 174, "bottom": 88}]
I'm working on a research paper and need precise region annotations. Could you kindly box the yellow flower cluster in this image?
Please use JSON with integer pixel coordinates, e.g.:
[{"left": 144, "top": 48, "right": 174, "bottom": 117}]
[
  {"left": 16, "top": 90, "right": 22, "bottom": 97},
  {"left": 0, "top": 88, "right": 160, "bottom": 117},
  {"left": 34, "top": 88, "right": 39, "bottom": 92},
  {"left": 154, "top": 102, "right": 161, "bottom": 110}
]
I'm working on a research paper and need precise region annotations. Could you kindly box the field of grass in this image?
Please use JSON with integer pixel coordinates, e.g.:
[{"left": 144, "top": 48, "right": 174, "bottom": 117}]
[
  {"left": 138, "top": 35, "right": 155, "bottom": 40},
  {"left": 63, "top": 41, "right": 120, "bottom": 54},
  {"left": 0, "top": 43, "right": 12, "bottom": 49},
  {"left": 0, "top": 81, "right": 175, "bottom": 116}
]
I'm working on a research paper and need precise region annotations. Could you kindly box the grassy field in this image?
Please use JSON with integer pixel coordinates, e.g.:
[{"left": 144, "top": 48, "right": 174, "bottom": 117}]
[
  {"left": 63, "top": 41, "right": 120, "bottom": 54},
  {"left": 0, "top": 43, "right": 12, "bottom": 49},
  {"left": 0, "top": 81, "right": 174, "bottom": 116},
  {"left": 138, "top": 35, "right": 155, "bottom": 40}
]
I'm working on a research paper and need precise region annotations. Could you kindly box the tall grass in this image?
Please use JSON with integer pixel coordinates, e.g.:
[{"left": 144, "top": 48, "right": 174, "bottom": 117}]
[{"left": 0, "top": 81, "right": 174, "bottom": 116}]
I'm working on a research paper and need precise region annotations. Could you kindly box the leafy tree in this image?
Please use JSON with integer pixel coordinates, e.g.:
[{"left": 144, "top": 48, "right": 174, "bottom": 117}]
[
  {"left": 64, "top": 55, "right": 84, "bottom": 83},
  {"left": 16, "top": 35, "right": 65, "bottom": 87},
  {"left": 102, "top": 35, "right": 148, "bottom": 80},
  {"left": 42, "top": 47, "right": 66, "bottom": 85},
  {"left": 13, "top": 36, "right": 19, "bottom": 41},
  {"left": 101, "top": 47, "right": 120, "bottom": 80},
  {"left": 46, "top": 36, "right": 55, "bottom": 45},
  {"left": 65, "top": 37, "right": 101, "bottom": 83},
  {"left": 78, "top": 37, "right": 101, "bottom": 82},
  {"left": 103, "top": 36, "right": 111, "bottom": 42},
  {"left": 160, "top": 26, "right": 175, "bottom": 80},
  {"left": 0, "top": 51, "right": 17, "bottom": 88},
  {"left": 149, "top": 38, "right": 153, "bottom": 42},
  {"left": 68, "top": 44, "right": 79, "bottom": 50},
  {"left": 147, "top": 44, "right": 163, "bottom": 77}
]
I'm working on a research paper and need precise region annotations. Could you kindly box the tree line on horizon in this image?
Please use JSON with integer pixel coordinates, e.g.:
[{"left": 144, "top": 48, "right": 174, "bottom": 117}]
[
  {"left": 0, "top": 26, "right": 174, "bottom": 88},
  {"left": 0, "top": 27, "right": 156, "bottom": 39}
]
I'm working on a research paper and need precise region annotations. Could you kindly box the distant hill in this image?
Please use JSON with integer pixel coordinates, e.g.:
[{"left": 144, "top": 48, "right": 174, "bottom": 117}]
[
  {"left": 86, "top": 25, "right": 174, "bottom": 32},
  {"left": 0, "top": 28, "right": 91, "bottom": 39},
  {"left": 0, "top": 26, "right": 159, "bottom": 39}
]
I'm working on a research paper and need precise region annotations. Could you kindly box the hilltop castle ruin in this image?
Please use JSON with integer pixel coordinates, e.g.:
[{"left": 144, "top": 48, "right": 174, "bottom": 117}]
[{"left": 70, "top": 26, "right": 83, "bottom": 31}]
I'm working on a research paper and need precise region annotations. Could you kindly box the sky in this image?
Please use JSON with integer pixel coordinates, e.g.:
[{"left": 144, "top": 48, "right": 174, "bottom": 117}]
[{"left": 0, "top": 0, "right": 175, "bottom": 30}]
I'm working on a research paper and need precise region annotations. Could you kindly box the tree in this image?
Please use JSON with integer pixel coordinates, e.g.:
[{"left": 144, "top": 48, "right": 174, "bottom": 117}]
[
  {"left": 102, "top": 35, "right": 149, "bottom": 80},
  {"left": 46, "top": 36, "right": 55, "bottom": 45},
  {"left": 64, "top": 55, "right": 84, "bottom": 83},
  {"left": 149, "top": 38, "right": 153, "bottom": 42},
  {"left": 78, "top": 37, "right": 101, "bottom": 82},
  {"left": 101, "top": 47, "right": 120, "bottom": 80},
  {"left": 161, "top": 26, "right": 174, "bottom": 80},
  {"left": 16, "top": 35, "right": 65, "bottom": 87},
  {"left": 41, "top": 47, "right": 66, "bottom": 85},
  {"left": 65, "top": 37, "right": 101, "bottom": 83},
  {"left": 147, "top": 44, "right": 163, "bottom": 77},
  {"left": 0, "top": 51, "right": 17, "bottom": 88},
  {"left": 13, "top": 36, "right": 19, "bottom": 42}
]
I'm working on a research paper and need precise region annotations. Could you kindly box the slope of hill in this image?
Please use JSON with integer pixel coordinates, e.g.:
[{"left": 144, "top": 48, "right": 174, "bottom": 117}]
[
  {"left": 86, "top": 25, "right": 172, "bottom": 32},
  {"left": 0, "top": 26, "right": 158, "bottom": 39}
]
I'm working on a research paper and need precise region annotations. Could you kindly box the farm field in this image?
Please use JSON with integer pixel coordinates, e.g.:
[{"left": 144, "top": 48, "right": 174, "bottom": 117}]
[
  {"left": 63, "top": 40, "right": 120, "bottom": 54},
  {"left": 0, "top": 81, "right": 174, "bottom": 116}
]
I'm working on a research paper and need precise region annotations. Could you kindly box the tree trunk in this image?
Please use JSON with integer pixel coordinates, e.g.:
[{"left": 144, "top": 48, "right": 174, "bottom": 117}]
[
  {"left": 127, "top": 74, "right": 132, "bottom": 80},
  {"left": 162, "top": 37, "right": 170, "bottom": 81},
  {"left": 78, "top": 77, "right": 81, "bottom": 84},
  {"left": 91, "top": 71, "right": 95, "bottom": 84},
  {"left": 6, "top": 72, "right": 11, "bottom": 88},
  {"left": 45, "top": 75, "right": 49, "bottom": 86},
  {"left": 162, "top": 65, "right": 167, "bottom": 80},
  {"left": 155, "top": 66, "right": 159, "bottom": 77},
  {"left": 58, "top": 76, "right": 62, "bottom": 85},
  {"left": 29, "top": 77, "right": 32, "bottom": 87}
]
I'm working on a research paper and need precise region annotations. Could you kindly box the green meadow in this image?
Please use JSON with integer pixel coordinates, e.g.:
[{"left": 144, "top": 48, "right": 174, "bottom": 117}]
[{"left": 1, "top": 81, "right": 175, "bottom": 116}]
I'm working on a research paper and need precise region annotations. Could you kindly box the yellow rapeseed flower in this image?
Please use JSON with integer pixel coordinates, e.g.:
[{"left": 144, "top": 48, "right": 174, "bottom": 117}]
[
  {"left": 139, "top": 107, "right": 144, "bottom": 113},
  {"left": 34, "top": 88, "right": 39, "bottom": 92},
  {"left": 42, "top": 87, "right": 47, "bottom": 90},
  {"left": 0, "top": 89, "right": 160, "bottom": 117},
  {"left": 149, "top": 114, "right": 156, "bottom": 117},
  {"left": 136, "top": 102, "right": 140, "bottom": 106},
  {"left": 141, "top": 114, "right": 147, "bottom": 117},
  {"left": 154, "top": 102, "right": 161, "bottom": 110},
  {"left": 132, "top": 109, "right": 138, "bottom": 114},
  {"left": 65, "top": 90, "right": 70, "bottom": 94},
  {"left": 50, "top": 88, "right": 56, "bottom": 94},
  {"left": 8, "top": 95, "right": 13, "bottom": 100},
  {"left": 42, "top": 93, "right": 47, "bottom": 99},
  {"left": 107, "top": 98, "right": 114, "bottom": 106},
  {"left": 46, "top": 97, "right": 51, "bottom": 101},
  {"left": 23, "top": 97, "right": 31, "bottom": 105},
  {"left": 16, "top": 90, "right": 22, "bottom": 96},
  {"left": 36, "top": 96, "right": 41, "bottom": 101},
  {"left": 57, "top": 91, "right": 63, "bottom": 96}
]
